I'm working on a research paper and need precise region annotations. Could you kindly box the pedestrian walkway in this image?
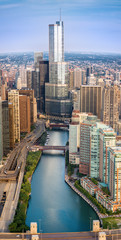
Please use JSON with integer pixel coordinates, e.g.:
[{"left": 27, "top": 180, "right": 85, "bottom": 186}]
[{"left": 65, "top": 175, "right": 104, "bottom": 221}]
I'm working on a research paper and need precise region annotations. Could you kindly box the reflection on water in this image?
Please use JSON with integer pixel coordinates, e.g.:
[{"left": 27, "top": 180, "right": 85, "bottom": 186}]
[{"left": 26, "top": 130, "right": 98, "bottom": 233}]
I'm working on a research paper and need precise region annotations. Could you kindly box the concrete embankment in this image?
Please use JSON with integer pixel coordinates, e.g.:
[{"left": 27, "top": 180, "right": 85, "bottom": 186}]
[{"left": 65, "top": 175, "right": 103, "bottom": 225}]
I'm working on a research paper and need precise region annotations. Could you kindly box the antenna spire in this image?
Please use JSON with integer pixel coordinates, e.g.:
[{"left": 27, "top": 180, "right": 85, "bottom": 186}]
[{"left": 60, "top": 8, "right": 61, "bottom": 21}]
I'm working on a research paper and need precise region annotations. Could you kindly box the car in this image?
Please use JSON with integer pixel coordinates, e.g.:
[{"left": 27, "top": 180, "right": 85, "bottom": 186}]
[{"left": 16, "top": 235, "right": 20, "bottom": 238}]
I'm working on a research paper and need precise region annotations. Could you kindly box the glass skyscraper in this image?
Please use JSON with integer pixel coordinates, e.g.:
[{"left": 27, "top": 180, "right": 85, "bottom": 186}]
[{"left": 45, "top": 20, "right": 72, "bottom": 117}]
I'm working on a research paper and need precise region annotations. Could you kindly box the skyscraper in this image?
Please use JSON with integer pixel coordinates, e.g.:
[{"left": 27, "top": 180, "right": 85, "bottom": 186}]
[
  {"left": 45, "top": 19, "right": 72, "bottom": 116},
  {"left": 102, "top": 85, "right": 120, "bottom": 131},
  {"left": 8, "top": 90, "right": 20, "bottom": 144},
  {"left": 2, "top": 101, "right": 10, "bottom": 156}
]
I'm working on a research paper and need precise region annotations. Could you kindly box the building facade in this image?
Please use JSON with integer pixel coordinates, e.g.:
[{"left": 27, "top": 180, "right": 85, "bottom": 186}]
[
  {"left": 102, "top": 85, "right": 120, "bottom": 130},
  {"left": 99, "top": 128, "right": 116, "bottom": 183},
  {"left": 8, "top": 90, "right": 20, "bottom": 144},
  {"left": 19, "top": 95, "right": 30, "bottom": 133},
  {"left": 2, "top": 100, "right": 10, "bottom": 156},
  {"left": 19, "top": 90, "right": 37, "bottom": 124},
  {"left": 79, "top": 115, "right": 98, "bottom": 175},
  {"left": 80, "top": 85, "right": 102, "bottom": 120}
]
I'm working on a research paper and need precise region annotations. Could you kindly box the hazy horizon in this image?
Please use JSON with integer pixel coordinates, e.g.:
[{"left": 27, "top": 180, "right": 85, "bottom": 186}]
[{"left": 0, "top": 0, "right": 121, "bottom": 54}]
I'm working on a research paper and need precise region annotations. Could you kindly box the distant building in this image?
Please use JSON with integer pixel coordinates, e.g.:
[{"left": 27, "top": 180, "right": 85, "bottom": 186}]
[
  {"left": 74, "top": 68, "right": 82, "bottom": 88},
  {"left": 72, "top": 88, "right": 80, "bottom": 111},
  {"left": 69, "top": 70, "right": 74, "bottom": 90},
  {"left": 2, "top": 100, "right": 10, "bottom": 156},
  {"left": 8, "top": 90, "right": 20, "bottom": 144},
  {"left": 102, "top": 85, "right": 120, "bottom": 130},
  {"left": 86, "top": 66, "right": 92, "bottom": 83},
  {"left": 80, "top": 85, "right": 103, "bottom": 119},
  {"left": 34, "top": 52, "right": 43, "bottom": 65},
  {"left": 26, "top": 69, "right": 32, "bottom": 89},
  {"left": 19, "top": 95, "right": 30, "bottom": 133},
  {"left": 87, "top": 74, "right": 96, "bottom": 85}
]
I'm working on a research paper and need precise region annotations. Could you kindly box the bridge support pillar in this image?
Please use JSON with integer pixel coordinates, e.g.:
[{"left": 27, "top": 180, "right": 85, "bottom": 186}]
[
  {"left": 98, "top": 232, "right": 106, "bottom": 240},
  {"left": 93, "top": 220, "right": 100, "bottom": 232},
  {"left": 30, "top": 222, "right": 37, "bottom": 234}
]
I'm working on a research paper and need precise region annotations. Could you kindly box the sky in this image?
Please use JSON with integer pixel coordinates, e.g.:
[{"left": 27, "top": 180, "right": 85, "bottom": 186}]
[{"left": 0, "top": 0, "right": 121, "bottom": 54}]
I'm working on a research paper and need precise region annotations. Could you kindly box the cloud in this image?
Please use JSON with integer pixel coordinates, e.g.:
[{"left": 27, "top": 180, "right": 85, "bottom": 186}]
[{"left": 0, "top": 3, "right": 22, "bottom": 9}]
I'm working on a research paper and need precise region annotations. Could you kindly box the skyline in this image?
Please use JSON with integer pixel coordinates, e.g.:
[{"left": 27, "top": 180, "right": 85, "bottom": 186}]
[{"left": 0, "top": 0, "right": 121, "bottom": 54}]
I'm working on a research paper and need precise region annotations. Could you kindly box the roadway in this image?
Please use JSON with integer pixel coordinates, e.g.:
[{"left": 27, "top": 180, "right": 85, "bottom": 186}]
[
  {"left": 0, "top": 120, "right": 45, "bottom": 180},
  {"left": 0, "top": 119, "right": 45, "bottom": 232},
  {"left": 0, "top": 230, "right": 121, "bottom": 240}
]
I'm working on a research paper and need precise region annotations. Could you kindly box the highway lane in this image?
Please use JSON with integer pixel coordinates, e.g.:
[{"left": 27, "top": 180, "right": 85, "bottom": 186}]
[
  {"left": 0, "top": 230, "right": 121, "bottom": 240},
  {"left": 0, "top": 120, "right": 46, "bottom": 232},
  {"left": 0, "top": 120, "right": 45, "bottom": 180}
]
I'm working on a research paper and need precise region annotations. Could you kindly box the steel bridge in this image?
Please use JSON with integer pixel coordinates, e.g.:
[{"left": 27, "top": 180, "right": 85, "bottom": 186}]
[
  {"left": 48, "top": 123, "right": 69, "bottom": 128},
  {"left": 30, "top": 145, "right": 68, "bottom": 153}
]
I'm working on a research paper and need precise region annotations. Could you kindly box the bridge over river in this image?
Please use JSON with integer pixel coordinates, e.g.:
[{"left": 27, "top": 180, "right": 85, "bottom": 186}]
[{"left": 30, "top": 145, "right": 69, "bottom": 153}]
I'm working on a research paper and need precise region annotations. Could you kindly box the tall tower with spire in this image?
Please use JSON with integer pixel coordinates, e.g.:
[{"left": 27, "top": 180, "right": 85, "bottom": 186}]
[{"left": 45, "top": 18, "right": 72, "bottom": 117}]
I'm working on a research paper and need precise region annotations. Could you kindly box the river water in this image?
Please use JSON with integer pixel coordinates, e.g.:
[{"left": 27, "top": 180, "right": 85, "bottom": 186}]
[{"left": 26, "top": 130, "right": 98, "bottom": 233}]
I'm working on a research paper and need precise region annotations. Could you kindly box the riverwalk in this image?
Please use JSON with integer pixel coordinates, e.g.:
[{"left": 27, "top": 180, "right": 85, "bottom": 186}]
[{"left": 65, "top": 175, "right": 104, "bottom": 223}]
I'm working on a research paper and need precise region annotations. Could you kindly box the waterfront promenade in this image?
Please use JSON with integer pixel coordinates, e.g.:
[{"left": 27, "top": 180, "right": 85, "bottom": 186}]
[{"left": 65, "top": 175, "right": 104, "bottom": 222}]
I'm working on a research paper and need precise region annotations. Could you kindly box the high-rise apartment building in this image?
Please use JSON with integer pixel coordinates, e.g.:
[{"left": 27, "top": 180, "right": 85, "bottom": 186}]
[
  {"left": 69, "top": 70, "right": 74, "bottom": 90},
  {"left": 32, "top": 68, "right": 40, "bottom": 110},
  {"left": 32, "top": 55, "right": 49, "bottom": 112},
  {"left": 8, "top": 103, "right": 14, "bottom": 149},
  {"left": 8, "top": 90, "right": 20, "bottom": 144},
  {"left": 90, "top": 122, "right": 111, "bottom": 179},
  {"left": 108, "top": 147, "right": 121, "bottom": 203},
  {"left": 19, "top": 95, "right": 30, "bottom": 133},
  {"left": 86, "top": 67, "right": 92, "bottom": 83},
  {"left": 69, "top": 122, "right": 80, "bottom": 153},
  {"left": 102, "top": 85, "right": 120, "bottom": 130},
  {"left": 74, "top": 68, "right": 82, "bottom": 88},
  {"left": 26, "top": 69, "right": 32, "bottom": 89},
  {"left": 39, "top": 61, "right": 49, "bottom": 112},
  {"left": 79, "top": 115, "right": 98, "bottom": 175},
  {"left": 73, "top": 89, "right": 80, "bottom": 111},
  {"left": 45, "top": 19, "right": 72, "bottom": 116},
  {"left": 99, "top": 128, "right": 116, "bottom": 183},
  {"left": 0, "top": 97, "right": 3, "bottom": 163},
  {"left": 19, "top": 90, "right": 37, "bottom": 124},
  {"left": 80, "top": 85, "right": 103, "bottom": 119},
  {"left": 2, "top": 101, "right": 10, "bottom": 156}
]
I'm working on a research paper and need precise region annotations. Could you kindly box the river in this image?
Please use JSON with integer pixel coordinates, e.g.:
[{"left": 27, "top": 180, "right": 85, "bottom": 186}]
[{"left": 26, "top": 130, "right": 99, "bottom": 233}]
